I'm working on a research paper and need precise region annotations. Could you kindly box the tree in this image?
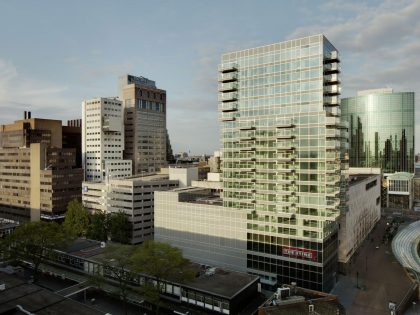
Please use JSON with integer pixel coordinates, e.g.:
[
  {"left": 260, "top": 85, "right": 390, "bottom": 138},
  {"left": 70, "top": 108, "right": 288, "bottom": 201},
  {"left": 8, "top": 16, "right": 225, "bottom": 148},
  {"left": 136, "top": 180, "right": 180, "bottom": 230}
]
[
  {"left": 130, "top": 240, "right": 195, "bottom": 314},
  {"left": 3, "top": 221, "right": 71, "bottom": 282},
  {"left": 108, "top": 212, "right": 132, "bottom": 244},
  {"left": 97, "top": 244, "right": 137, "bottom": 315},
  {"left": 87, "top": 211, "right": 108, "bottom": 241},
  {"left": 63, "top": 199, "right": 90, "bottom": 237}
]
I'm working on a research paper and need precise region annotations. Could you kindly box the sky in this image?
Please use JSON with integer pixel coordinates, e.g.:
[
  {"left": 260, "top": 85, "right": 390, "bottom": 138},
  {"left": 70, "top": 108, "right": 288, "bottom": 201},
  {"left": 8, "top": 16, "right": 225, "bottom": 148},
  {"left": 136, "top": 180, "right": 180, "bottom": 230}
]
[{"left": 0, "top": 0, "right": 419, "bottom": 155}]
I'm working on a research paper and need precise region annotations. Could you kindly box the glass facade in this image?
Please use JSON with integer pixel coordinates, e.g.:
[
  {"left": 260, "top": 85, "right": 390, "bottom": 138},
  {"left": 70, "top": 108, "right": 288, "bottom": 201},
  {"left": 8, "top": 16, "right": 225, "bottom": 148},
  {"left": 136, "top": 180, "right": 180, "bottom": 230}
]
[
  {"left": 341, "top": 92, "right": 415, "bottom": 173},
  {"left": 219, "top": 35, "right": 348, "bottom": 292}
]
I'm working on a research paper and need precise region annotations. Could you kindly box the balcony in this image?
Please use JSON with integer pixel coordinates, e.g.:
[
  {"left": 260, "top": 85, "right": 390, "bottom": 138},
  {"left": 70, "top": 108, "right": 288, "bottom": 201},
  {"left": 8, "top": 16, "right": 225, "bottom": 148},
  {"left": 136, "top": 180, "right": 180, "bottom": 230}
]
[
  {"left": 324, "top": 50, "right": 339, "bottom": 62},
  {"left": 325, "top": 117, "right": 339, "bottom": 127},
  {"left": 326, "top": 187, "right": 341, "bottom": 196},
  {"left": 339, "top": 120, "right": 349, "bottom": 129},
  {"left": 276, "top": 119, "right": 294, "bottom": 129},
  {"left": 219, "top": 82, "right": 238, "bottom": 92},
  {"left": 277, "top": 142, "right": 295, "bottom": 151},
  {"left": 326, "top": 198, "right": 340, "bottom": 208},
  {"left": 324, "top": 85, "right": 340, "bottom": 95},
  {"left": 326, "top": 140, "right": 340, "bottom": 150},
  {"left": 220, "top": 102, "right": 238, "bottom": 112},
  {"left": 219, "top": 92, "right": 238, "bottom": 102},
  {"left": 326, "top": 163, "right": 340, "bottom": 173},
  {"left": 239, "top": 145, "right": 256, "bottom": 152},
  {"left": 277, "top": 130, "right": 294, "bottom": 139},
  {"left": 238, "top": 122, "right": 256, "bottom": 130},
  {"left": 324, "top": 96, "right": 340, "bottom": 106},
  {"left": 326, "top": 129, "right": 340, "bottom": 138},
  {"left": 239, "top": 156, "right": 256, "bottom": 162},
  {"left": 324, "top": 73, "right": 340, "bottom": 84},
  {"left": 324, "top": 62, "right": 340, "bottom": 73},
  {"left": 221, "top": 116, "right": 236, "bottom": 122},
  {"left": 325, "top": 106, "right": 341, "bottom": 116},
  {"left": 219, "top": 72, "right": 238, "bottom": 82},
  {"left": 219, "top": 63, "right": 238, "bottom": 73}
]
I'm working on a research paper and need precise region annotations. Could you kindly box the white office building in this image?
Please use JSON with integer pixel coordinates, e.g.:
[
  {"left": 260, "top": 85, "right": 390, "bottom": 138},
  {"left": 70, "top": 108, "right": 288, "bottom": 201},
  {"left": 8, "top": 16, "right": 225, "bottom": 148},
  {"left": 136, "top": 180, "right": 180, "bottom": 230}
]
[
  {"left": 82, "top": 97, "right": 132, "bottom": 181},
  {"left": 83, "top": 174, "right": 178, "bottom": 244}
]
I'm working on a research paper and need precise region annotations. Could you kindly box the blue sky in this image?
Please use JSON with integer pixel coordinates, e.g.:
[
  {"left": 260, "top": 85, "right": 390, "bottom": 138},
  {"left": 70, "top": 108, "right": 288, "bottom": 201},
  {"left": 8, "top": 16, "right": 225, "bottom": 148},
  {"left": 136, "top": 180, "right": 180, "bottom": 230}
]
[{"left": 0, "top": 0, "right": 419, "bottom": 154}]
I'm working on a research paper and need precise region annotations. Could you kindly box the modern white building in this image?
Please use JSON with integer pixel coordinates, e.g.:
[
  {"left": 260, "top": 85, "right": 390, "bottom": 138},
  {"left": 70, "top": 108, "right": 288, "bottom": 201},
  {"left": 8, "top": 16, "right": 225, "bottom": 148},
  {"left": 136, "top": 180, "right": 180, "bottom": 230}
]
[
  {"left": 387, "top": 172, "right": 414, "bottom": 210},
  {"left": 82, "top": 174, "right": 178, "bottom": 244},
  {"left": 155, "top": 186, "right": 247, "bottom": 272},
  {"left": 338, "top": 168, "right": 381, "bottom": 273},
  {"left": 82, "top": 97, "right": 132, "bottom": 182}
]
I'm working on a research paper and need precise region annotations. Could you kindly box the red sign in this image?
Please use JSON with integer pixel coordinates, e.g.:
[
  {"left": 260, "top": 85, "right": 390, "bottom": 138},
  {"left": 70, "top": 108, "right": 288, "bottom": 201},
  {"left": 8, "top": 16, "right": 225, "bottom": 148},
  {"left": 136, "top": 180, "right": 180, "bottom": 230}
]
[{"left": 282, "top": 246, "right": 317, "bottom": 261}]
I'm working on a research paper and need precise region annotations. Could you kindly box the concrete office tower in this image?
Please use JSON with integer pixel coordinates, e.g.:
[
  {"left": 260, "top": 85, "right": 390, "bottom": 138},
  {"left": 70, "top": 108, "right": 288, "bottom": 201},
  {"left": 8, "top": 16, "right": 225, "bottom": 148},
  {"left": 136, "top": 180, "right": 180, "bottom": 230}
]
[
  {"left": 341, "top": 88, "right": 415, "bottom": 173},
  {"left": 83, "top": 174, "right": 178, "bottom": 244},
  {"left": 0, "top": 114, "right": 82, "bottom": 222},
  {"left": 219, "top": 35, "right": 348, "bottom": 291},
  {"left": 82, "top": 97, "right": 132, "bottom": 182},
  {"left": 120, "top": 74, "right": 167, "bottom": 175}
]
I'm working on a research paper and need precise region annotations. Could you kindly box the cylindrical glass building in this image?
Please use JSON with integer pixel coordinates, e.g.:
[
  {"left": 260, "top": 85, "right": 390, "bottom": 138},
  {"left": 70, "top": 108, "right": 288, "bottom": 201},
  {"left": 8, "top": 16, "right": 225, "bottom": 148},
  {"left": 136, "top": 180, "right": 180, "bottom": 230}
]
[{"left": 341, "top": 89, "right": 414, "bottom": 173}]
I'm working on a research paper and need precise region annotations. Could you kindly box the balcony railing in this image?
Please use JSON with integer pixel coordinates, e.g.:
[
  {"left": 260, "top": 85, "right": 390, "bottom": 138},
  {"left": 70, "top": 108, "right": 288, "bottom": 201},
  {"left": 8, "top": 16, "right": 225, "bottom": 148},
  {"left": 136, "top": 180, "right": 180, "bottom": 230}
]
[
  {"left": 220, "top": 102, "right": 238, "bottom": 112},
  {"left": 219, "top": 71, "right": 238, "bottom": 82},
  {"left": 219, "top": 92, "right": 238, "bottom": 102},
  {"left": 218, "top": 63, "right": 238, "bottom": 73},
  {"left": 324, "top": 85, "right": 340, "bottom": 95},
  {"left": 324, "top": 73, "right": 340, "bottom": 84},
  {"left": 324, "top": 96, "right": 340, "bottom": 106},
  {"left": 219, "top": 82, "right": 239, "bottom": 92},
  {"left": 325, "top": 50, "right": 339, "bottom": 62},
  {"left": 324, "top": 62, "right": 340, "bottom": 73}
]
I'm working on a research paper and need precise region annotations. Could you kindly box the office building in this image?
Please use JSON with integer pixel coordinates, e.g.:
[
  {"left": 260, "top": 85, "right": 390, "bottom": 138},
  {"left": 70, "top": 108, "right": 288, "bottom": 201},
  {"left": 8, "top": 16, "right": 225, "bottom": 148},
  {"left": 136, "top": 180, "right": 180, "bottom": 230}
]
[
  {"left": 82, "top": 97, "right": 132, "bottom": 181},
  {"left": 120, "top": 74, "right": 167, "bottom": 174},
  {"left": 341, "top": 88, "right": 415, "bottom": 173},
  {"left": 338, "top": 168, "right": 381, "bottom": 273},
  {"left": 386, "top": 172, "right": 414, "bottom": 210},
  {"left": 155, "top": 185, "right": 247, "bottom": 272},
  {"left": 83, "top": 174, "right": 178, "bottom": 244},
  {"left": 63, "top": 119, "right": 82, "bottom": 168},
  {"left": 0, "top": 114, "right": 82, "bottom": 222},
  {"left": 218, "top": 35, "right": 347, "bottom": 291}
]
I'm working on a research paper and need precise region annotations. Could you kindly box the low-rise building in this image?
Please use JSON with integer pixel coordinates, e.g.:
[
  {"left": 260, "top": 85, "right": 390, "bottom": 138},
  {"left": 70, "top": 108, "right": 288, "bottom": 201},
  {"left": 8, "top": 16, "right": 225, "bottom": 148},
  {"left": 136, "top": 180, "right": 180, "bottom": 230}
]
[
  {"left": 258, "top": 284, "right": 345, "bottom": 315},
  {"left": 82, "top": 174, "right": 178, "bottom": 244},
  {"left": 387, "top": 172, "right": 414, "bottom": 210},
  {"left": 338, "top": 169, "right": 381, "bottom": 273}
]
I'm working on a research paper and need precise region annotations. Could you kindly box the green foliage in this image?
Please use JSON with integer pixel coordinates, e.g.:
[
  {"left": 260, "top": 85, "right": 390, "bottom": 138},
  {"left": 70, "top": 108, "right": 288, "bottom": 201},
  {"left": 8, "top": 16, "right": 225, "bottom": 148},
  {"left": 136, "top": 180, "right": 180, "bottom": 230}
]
[
  {"left": 87, "top": 211, "right": 108, "bottom": 241},
  {"left": 63, "top": 199, "right": 89, "bottom": 237},
  {"left": 131, "top": 240, "right": 193, "bottom": 282},
  {"left": 108, "top": 212, "right": 132, "bottom": 244},
  {"left": 130, "top": 240, "right": 195, "bottom": 314},
  {"left": 3, "top": 221, "right": 72, "bottom": 282}
]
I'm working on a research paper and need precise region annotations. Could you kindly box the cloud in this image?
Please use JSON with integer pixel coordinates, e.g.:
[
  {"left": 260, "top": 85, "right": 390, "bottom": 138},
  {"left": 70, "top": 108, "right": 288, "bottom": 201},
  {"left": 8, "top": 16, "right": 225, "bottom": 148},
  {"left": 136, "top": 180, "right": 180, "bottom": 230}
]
[
  {"left": 288, "top": 0, "right": 420, "bottom": 150},
  {"left": 0, "top": 58, "right": 75, "bottom": 123}
]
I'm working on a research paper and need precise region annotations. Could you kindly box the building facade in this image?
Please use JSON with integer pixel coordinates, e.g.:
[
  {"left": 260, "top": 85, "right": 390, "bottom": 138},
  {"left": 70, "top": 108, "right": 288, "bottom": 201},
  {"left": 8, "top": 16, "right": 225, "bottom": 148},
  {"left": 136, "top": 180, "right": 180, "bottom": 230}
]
[
  {"left": 0, "top": 116, "right": 82, "bottom": 222},
  {"left": 341, "top": 88, "right": 415, "bottom": 173},
  {"left": 120, "top": 74, "right": 167, "bottom": 175},
  {"left": 219, "top": 35, "right": 348, "bottom": 291},
  {"left": 386, "top": 172, "right": 414, "bottom": 210},
  {"left": 82, "top": 97, "right": 132, "bottom": 182},
  {"left": 338, "top": 169, "right": 381, "bottom": 273},
  {"left": 155, "top": 187, "right": 247, "bottom": 272},
  {"left": 82, "top": 174, "right": 178, "bottom": 244}
]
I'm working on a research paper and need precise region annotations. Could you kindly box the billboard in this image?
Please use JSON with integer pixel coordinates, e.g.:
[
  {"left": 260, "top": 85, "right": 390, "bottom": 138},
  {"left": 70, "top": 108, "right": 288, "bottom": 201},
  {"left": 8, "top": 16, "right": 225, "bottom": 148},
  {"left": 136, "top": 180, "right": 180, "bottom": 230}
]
[{"left": 282, "top": 246, "right": 317, "bottom": 261}]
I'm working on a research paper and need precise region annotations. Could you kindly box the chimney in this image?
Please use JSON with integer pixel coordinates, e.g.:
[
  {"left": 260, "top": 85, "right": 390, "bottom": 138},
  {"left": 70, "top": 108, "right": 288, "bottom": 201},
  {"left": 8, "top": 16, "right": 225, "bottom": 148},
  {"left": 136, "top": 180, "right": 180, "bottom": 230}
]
[
  {"left": 24, "top": 111, "right": 27, "bottom": 119},
  {"left": 27, "top": 111, "right": 31, "bottom": 119}
]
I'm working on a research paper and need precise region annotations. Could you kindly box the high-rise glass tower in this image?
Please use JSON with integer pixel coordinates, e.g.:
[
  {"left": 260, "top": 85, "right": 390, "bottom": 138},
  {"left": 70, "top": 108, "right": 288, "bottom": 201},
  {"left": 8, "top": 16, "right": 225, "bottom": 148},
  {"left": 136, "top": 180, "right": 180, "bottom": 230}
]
[
  {"left": 341, "top": 88, "right": 415, "bottom": 174},
  {"left": 219, "top": 35, "right": 348, "bottom": 291}
]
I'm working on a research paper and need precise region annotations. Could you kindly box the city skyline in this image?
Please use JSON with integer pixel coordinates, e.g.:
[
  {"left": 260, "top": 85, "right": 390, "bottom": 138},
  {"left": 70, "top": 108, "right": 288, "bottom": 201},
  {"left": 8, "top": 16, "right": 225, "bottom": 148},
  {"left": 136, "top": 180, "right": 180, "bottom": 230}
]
[{"left": 0, "top": 0, "right": 419, "bottom": 154}]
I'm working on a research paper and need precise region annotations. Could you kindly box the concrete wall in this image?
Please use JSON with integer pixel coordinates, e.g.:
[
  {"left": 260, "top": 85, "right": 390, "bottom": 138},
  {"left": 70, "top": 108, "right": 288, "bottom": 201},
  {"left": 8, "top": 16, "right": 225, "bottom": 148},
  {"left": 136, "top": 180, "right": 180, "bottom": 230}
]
[
  {"left": 155, "top": 190, "right": 247, "bottom": 272},
  {"left": 338, "top": 174, "right": 381, "bottom": 272},
  {"left": 169, "top": 167, "right": 198, "bottom": 188}
]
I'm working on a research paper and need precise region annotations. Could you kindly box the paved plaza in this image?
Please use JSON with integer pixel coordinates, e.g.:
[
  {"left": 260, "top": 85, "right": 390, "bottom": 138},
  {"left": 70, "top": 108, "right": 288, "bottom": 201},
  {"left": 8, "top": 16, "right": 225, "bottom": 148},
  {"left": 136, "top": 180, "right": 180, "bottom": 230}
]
[{"left": 332, "top": 216, "right": 415, "bottom": 315}]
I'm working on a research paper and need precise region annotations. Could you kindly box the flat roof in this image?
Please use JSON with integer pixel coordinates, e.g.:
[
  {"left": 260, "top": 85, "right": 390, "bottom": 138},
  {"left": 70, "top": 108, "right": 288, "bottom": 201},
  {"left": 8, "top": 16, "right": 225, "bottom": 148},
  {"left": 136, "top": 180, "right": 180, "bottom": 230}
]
[
  {"left": 60, "top": 239, "right": 257, "bottom": 299},
  {"left": 349, "top": 174, "right": 377, "bottom": 186},
  {"left": 186, "top": 267, "right": 258, "bottom": 298},
  {"left": 0, "top": 273, "right": 104, "bottom": 315}
]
